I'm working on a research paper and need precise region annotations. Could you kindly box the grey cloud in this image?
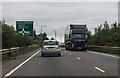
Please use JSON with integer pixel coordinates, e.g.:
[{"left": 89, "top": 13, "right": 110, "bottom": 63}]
[
  {"left": 0, "top": 2, "right": 1, "bottom": 16},
  {"left": 2, "top": 2, "right": 118, "bottom": 42},
  {"left": 119, "top": 1, "right": 120, "bottom": 24}
]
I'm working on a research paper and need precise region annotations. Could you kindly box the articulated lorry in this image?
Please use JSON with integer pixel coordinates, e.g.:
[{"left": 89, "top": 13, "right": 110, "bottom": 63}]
[{"left": 64, "top": 24, "right": 88, "bottom": 51}]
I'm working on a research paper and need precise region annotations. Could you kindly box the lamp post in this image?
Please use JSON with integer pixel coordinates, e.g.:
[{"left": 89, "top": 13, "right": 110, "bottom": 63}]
[
  {"left": 40, "top": 26, "right": 46, "bottom": 42},
  {"left": 55, "top": 30, "right": 56, "bottom": 40},
  {"left": 41, "top": 26, "right": 46, "bottom": 34},
  {"left": 62, "top": 29, "right": 64, "bottom": 43},
  {"left": 52, "top": 30, "right": 59, "bottom": 40},
  {"left": 55, "top": 30, "right": 59, "bottom": 40}
]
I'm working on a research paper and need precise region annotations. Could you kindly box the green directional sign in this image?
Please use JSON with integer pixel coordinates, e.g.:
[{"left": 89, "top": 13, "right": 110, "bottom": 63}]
[{"left": 16, "top": 21, "right": 33, "bottom": 38}]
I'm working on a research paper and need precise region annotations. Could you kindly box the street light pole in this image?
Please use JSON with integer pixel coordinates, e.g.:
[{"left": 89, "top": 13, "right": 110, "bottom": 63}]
[
  {"left": 55, "top": 30, "right": 56, "bottom": 40},
  {"left": 55, "top": 30, "right": 59, "bottom": 40},
  {"left": 40, "top": 26, "right": 46, "bottom": 42},
  {"left": 52, "top": 30, "right": 59, "bottom": 40},
  {"left": 41, "top": 26, "right": 42, "bottom": 34},
  {"left": 41, "top": 26, "right": 46, "bottom": 34},
  {"left": 62, "top": 29, "right": 64, "bottom": 43}
]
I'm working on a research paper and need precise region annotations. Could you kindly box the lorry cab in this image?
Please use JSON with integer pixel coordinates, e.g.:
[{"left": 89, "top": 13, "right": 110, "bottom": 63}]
[{"left": 65, "top": 24, "right": 87, "bottom": 51}]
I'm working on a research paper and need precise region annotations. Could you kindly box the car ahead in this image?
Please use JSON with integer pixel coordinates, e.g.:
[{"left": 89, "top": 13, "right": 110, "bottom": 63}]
[
  {"left": 61, "top": 43, "right": 65, "bottom": 47},
  {"left": 41, "top": 40, "right": 61, "bottom": 57}
]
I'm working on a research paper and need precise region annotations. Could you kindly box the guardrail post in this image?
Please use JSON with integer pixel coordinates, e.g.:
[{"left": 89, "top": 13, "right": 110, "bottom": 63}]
[{"left": 8, "top": 49, "right": 11, "bottom": 56}]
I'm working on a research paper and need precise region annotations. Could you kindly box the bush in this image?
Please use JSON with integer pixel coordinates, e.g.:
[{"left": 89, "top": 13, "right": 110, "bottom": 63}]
[
  {"left": 2, "top": 23, "right": 36, "bottom": 49},
  {"left": 88, "top": 21, "right": 120, "bottom": 47},
  {"left": 2, "top": 24, "right": 16, "bottom": 48}
]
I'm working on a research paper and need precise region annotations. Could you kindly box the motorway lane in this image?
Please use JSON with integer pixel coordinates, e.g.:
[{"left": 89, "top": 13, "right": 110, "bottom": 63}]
[
  {"left": 5, "top": 49, "right": 118, "bottom": 76},
  {"left": 67, "top": 50, "right": 118, "bottom": 76}
]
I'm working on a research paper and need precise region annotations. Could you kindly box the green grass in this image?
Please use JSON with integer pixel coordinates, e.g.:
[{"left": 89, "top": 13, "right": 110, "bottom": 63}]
[
  {"left": 88, "top": 47, "right": 120, "bottom": 55},
  {"left": 2, "top": 46, "right": 39, "bottom": 61}
]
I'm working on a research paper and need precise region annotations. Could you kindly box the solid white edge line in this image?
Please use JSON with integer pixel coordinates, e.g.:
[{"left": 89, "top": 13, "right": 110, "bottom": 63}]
[
  {"left": 77, "top": 57, "right": 81, "bottom": 60},
  {"left": 95, "top": 67, "right": 105, "bottom": 73},
  {"left": 89, "top": 51, "right": 119, "bottom": 58},
  {"left": 4, "top": 50, "right": 40, "bottom": 77}
]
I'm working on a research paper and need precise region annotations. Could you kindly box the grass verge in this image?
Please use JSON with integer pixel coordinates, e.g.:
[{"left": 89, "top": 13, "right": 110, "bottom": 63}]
[
  {"left": 2, "top": 46, "right": 40, "bottom": 61},
  {"left": 88, "top": 47, "right": 120, "bottom": 55}
]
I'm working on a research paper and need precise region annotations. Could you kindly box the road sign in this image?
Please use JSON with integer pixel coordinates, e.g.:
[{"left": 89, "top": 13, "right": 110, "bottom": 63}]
[{"left": 16, "top": 21, "right": 33, "bottom": 38}]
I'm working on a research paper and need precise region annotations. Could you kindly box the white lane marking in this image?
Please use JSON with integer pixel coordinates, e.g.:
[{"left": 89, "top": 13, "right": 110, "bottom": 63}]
[
  {"left": 89, "top": 51, "right": 119, "bottom": 58},
  {"left": 69, "top": 53, "right": 71, "bottom": 55},
  {"left": 95, "top": 67, "right": 105, "bottom": 73},
  {"left": 5, "top": 50, "right": 40, "bottom": 77},
  {"left": 65, "top": 51, "right": 66, "bottom": 52},
  {"left": 77, "top": 57, "right": 81, "bottom": 60}
]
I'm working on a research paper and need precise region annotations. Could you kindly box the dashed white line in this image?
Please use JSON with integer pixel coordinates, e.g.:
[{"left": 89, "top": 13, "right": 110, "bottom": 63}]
[
  {"left": 69, "top": 53, "right": 71, "bottom": 55},
  {"left": 95, "top": 67, "right": 105, "bottom": 73},
  {"left": 65, "top": 51, "right": 66, "bottom": 52},
  {"left": 77, "top": 57, "right": 81, "bottom": 60},
  {"left": 4, "top": 50, "right": 40, "bottom": 77}
]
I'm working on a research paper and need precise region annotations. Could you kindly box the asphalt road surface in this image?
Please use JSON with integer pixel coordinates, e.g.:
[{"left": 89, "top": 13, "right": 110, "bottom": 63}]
[{"left": 3, "top": 48, "right": 119, "bottom": 77}]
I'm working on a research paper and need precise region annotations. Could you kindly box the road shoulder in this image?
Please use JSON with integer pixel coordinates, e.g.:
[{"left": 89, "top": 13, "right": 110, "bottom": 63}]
[{"left": 2, "top": 48, "right": 40, "bottom": 76}]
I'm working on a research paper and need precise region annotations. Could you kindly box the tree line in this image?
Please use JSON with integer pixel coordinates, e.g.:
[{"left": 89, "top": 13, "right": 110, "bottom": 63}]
[
  {"left": 87, "top": 21, "right": 120, "bottom": 47},
  {"left": 1, "top": 23, "right": 49, "bottom": 49},
  {"left": 1, "top": 21, "right": 120, "bottom": 49}
]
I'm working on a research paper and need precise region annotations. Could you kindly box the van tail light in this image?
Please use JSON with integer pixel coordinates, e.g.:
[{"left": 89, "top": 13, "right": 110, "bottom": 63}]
[{"left": 56, "top": 41, "right": 60, "bottom": 47}]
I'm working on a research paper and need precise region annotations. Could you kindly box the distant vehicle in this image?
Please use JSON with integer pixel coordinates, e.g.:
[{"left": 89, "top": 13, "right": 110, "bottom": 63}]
[
  {"left": 61, "top": 43, "right": 65, "bottom": 47},
  {"left": 58, "top": 42, "right": 61, "bottom": 47},
  {"left": 41, "top": 40, "right": 61, "bottom": 57},
  {"left": 64, "top": 24, "right": 88, "bottom": 51}
]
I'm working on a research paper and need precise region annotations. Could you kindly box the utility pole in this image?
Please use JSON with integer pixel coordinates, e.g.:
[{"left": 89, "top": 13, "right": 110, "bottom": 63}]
[
  {"left": 40, "top": 26, "right": 46, "bottom": 42},
  {"left": 41, "top": 26, "right": 42, "bottom": 34},
  {"left": 55, "top": 30, "right": 59, "bottom": 40},
  {"left": 55, "top": 30, "right": 56, "bottom": 40},
  {"left": 41, "top": 26, "right": 46, "bottom": 34},
  {"left": 62, "top": 29, "right": 64, "bottom": 43}
]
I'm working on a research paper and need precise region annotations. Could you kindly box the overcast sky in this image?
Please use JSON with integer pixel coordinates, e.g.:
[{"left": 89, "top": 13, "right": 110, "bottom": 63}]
[
  {"left": 2, "top": 2, "right": 118, "bottom": 42},
  {"left": 1, "top": 0, "right": 120, "bottom": 2}
]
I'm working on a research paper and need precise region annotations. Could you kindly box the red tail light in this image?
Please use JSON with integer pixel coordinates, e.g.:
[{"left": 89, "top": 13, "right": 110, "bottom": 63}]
[{"left": 56, "top": 41, "right": 60, "bottom": 47}]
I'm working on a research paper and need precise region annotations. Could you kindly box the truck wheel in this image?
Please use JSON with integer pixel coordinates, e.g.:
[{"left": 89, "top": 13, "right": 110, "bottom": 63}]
[
  {"left": 84, "top": 49, "right": 87, "bottom": 52},
  {"left": 70, "top": 44, "right": 73, "bottom": 51},
  {"left": 65, "top": 47, "right": 68, "bottom": 50}
]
